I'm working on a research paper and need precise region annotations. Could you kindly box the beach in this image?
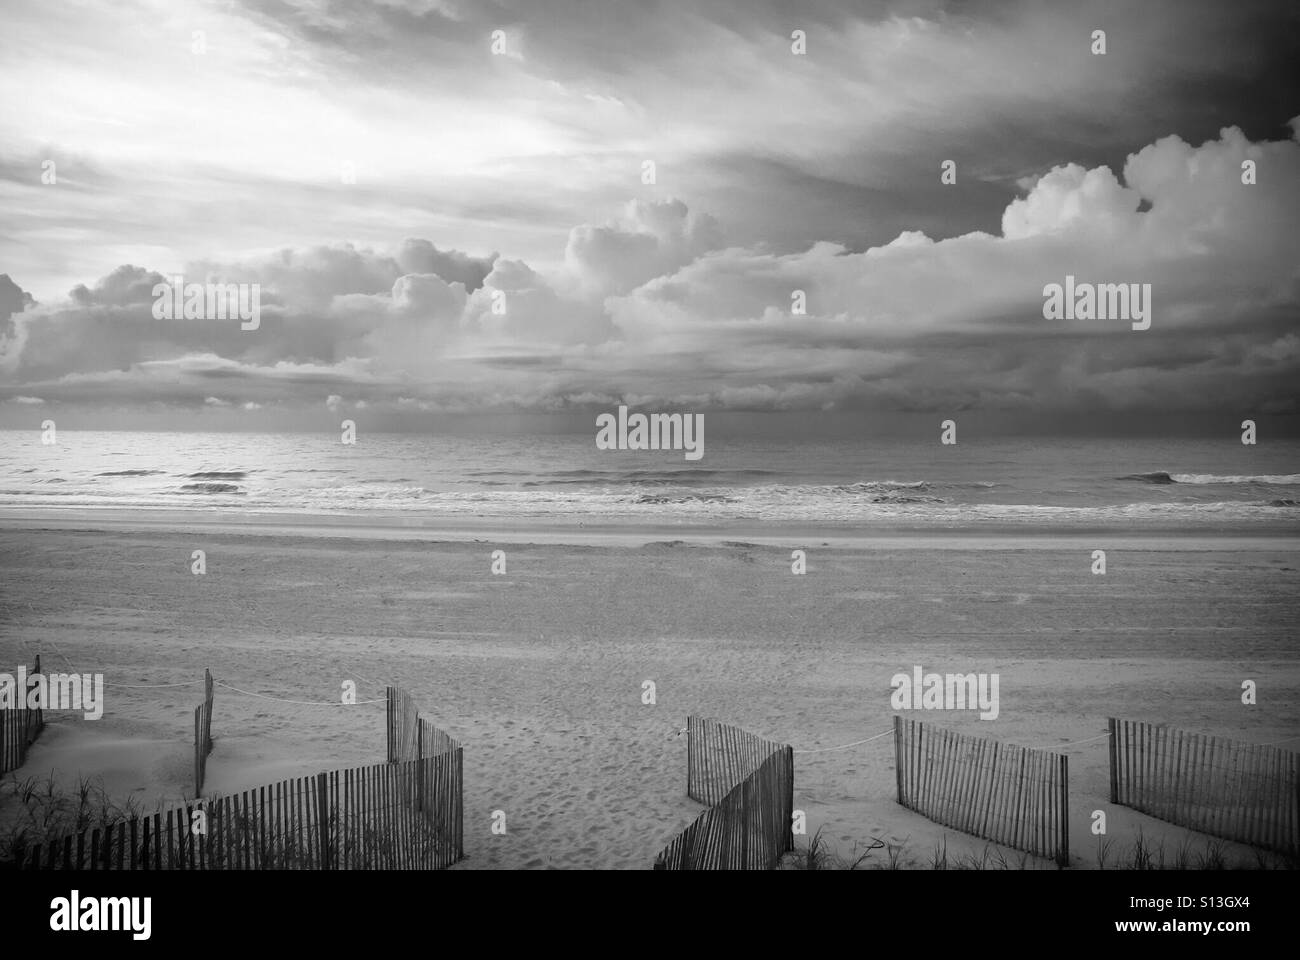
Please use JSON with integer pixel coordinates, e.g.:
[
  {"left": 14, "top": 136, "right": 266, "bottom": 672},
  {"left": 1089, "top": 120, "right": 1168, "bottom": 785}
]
[{"left": 2, "top": 514, "right": 1297, "bottom": 869}]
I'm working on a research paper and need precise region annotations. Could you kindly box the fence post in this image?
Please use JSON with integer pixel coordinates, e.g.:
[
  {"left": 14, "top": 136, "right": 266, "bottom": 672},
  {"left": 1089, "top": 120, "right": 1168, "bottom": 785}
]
[
  {"left": 385, "top": 687, "right": 393, "bottom": 762},
  {"left": 455, "top": 745, "right": 465, "bottom": 860},
  {"left": 316, "top": 772, "right": 331, "bottom": 869},
  {"left": 194, "top": 706, "right": 202, "bottom": 797},
  {"left": 686, "top": 715, "right": 694, "bottom": 800},
  {"left": 784, "top": 744, "right": 795, "bottom": 853},
  {"left": 204, "top": 668, "right": 213, "bottom": 754},
  {"left": 893, "top": 715, "right": 904, "bottom": 805},
  {"left": 31, "top": 653, "right": 43, "bottom": 742},
  {"left": 1107, "top": 718, "right": 1117, "bottom": 803},
  {"left": 1058, "top": 754, "right": 1070, "bottom": 867}
]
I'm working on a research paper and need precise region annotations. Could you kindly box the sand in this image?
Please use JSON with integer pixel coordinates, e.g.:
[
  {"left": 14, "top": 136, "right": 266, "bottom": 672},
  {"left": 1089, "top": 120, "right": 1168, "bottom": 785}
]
[{"left": 1, "top": 514, "right": 1297, "bottom": 869}]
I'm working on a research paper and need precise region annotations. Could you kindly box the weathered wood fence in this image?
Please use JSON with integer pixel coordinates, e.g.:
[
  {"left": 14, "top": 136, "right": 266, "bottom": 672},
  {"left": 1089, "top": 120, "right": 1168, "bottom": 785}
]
[
  {"left": 194, "top": 668, "right": 214, "bottom": 796},
  {"left": 385, "top": 685, "right": 464, "bottom": 863},
  {"left": 19, "top": 754, "right": 462, "bottom": 870},
  {"left": 894, "top": 716, "right": 1070, "bottom": 866},
  {"left": 1, "top": 655, "right": 45, "bottom": 775},
  {"left": 654, "top": 717, "right": 794, "bottom": 869},
  {"left": 1109, "top": 718, "right": 1298, "bottom": 855}
]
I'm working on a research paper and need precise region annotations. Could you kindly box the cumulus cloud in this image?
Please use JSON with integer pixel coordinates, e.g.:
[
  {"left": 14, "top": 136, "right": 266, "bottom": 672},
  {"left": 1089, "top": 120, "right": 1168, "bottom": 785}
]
[
  {"left": 0, "top": 275, "right": 37, "bottom": 371},
  {"left": 394, "top": 239, "right": 497, "bottom": 291},
  {"left": 604, "top": 124, "right": 1300, "bottom": 411},
  {"left": 1, "top": 126, "right": 1297, "bottom": 417},
  {"left": 0, "top": 274, "right": 36, "bottom": 334},
  {"left": 69, "top": 265, "right": 162, "bottom": 307},
  {"left": 1002, "top": 165, "right": 1141, "bottom": 240},
  {"left": 563, "top": 198, "right": 723, "bottom": 297}
]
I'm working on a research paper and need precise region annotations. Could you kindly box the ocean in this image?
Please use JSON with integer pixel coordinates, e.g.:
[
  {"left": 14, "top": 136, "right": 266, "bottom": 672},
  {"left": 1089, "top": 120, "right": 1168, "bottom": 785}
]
[{"left": 2, "top": 430, "right": 1298, "bottom": 527}]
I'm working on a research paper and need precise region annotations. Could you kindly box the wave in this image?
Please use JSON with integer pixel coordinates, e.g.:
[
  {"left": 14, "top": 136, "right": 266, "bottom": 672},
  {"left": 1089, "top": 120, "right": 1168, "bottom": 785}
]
[
  {"left": 186, "top": 471, "right": 248, "bottom": 480},
  {"left": 1171, "top": 473, "right": 1300, "bottom": 485},
  {"left": 833, "top": 480, "right": 929, "bottom": 492},
  {"left": 1118, "top": 472, "right": 1178, "bottom": 484},
  {"left": 96, "top": 469, "right": 164, "bottom": 477},
  {"left": 1120, "top": 471, "right": 1300, "bottom": 485},
  {"left": 176, "top": 482, "right": 243, "bottom": 494},
  {"left": 519, "top": 468, "right": 780, "bottom": 487},
  {"left": 634, "top": 493, "right": 739, "bottom": 505}
]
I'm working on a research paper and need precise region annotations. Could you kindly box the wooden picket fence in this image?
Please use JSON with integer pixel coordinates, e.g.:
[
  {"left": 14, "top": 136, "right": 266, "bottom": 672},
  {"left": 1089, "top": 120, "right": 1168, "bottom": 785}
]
[
  {"left": 1109, "top": 718, "right": 1299, "bottom": 855},
  {"left": 194, "top": 668, "right": 214, "bottom": 796},
  {"left": 654, "top": 717, "right": 794, "bottom": 869},
  {"left": 1, "top": 655, "right": 45, "bottom": 775},
  {"left": 19, "top": 754, "right": 463, "bottom": 870},
  {"left": 385, "top": 685, "right": 464, "bottom": 863},
  {"left": 894, "top": 716, "right": 1070, "bottom": 866}
]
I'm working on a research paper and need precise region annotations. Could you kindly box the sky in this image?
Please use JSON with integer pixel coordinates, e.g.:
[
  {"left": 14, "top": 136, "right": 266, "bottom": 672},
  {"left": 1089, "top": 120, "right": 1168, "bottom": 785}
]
[{"left": 0, "top": 0, "right": 1297, "bottom": 431}]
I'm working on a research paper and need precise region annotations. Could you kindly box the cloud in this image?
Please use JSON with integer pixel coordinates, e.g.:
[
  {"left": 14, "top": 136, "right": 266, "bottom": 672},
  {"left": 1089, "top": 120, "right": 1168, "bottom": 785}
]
[
  {"left": 0, "top": 274, "right": 37, "bottom": 335},
  {"left": 394, "top": 239, "right": 497, "bottom": 291},
  {"left": 604, "top": 124, "right": 1300, "bottom": 412},
  {"left": 2, "top": 124, "right": 1297, "bottom": 418},
  {"left": 69, "top": 265, "right": 162, "bottom": 307},
  {"left": 0, "top": 274, "right": 37, "bottom": 367},
  {"left": 3, "top": 0, "right": 1296, "bottom": 317},
  {"left": 563, "top": 198, "right": 723, "bottom": 297},
  {"left": 1001, "top": 164, "right": 1141, "bottom": 240}
]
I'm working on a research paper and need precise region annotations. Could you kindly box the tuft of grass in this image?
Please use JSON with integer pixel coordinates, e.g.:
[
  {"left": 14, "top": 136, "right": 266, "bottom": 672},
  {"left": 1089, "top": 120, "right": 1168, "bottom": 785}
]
[
  {"left": 797, "top": 826, "right": 832, "bottom": 871},
  {"left": 1095, "top": 835, "right": 1115, "bottom": 869},
  {"left": 1128, "top": 830, "right": 1155, "bottom": 870},
  {"left": 929, "top": 837, "right": 949, "bottom": 870},
  {"left": 0, "top": 772, "right": 148, "bottom": 866},
  {"left": 782, "top": 828, "right": 888, "bottom": 870},
  {"left": 1193, "top": 838, "right": 1227, "bottom": 870}
]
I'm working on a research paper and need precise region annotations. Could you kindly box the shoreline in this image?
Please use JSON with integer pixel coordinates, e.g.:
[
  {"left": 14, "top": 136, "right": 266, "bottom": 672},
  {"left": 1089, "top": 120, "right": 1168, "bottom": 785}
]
[{"left": 4, "top": 506, "right": 1300, "bottom": 550}]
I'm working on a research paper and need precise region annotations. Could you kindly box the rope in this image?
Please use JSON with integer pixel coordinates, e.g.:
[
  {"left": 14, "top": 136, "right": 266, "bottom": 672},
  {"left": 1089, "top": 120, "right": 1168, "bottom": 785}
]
[
  {"left": 1021, "top": 732, "right": 1110, "bottom": 751},
  {"left": 105, "top": 679, "right": 205, "bottom": 689},
  {"left": 795, "top": 729, "right": 894, "bottom": 754}
]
